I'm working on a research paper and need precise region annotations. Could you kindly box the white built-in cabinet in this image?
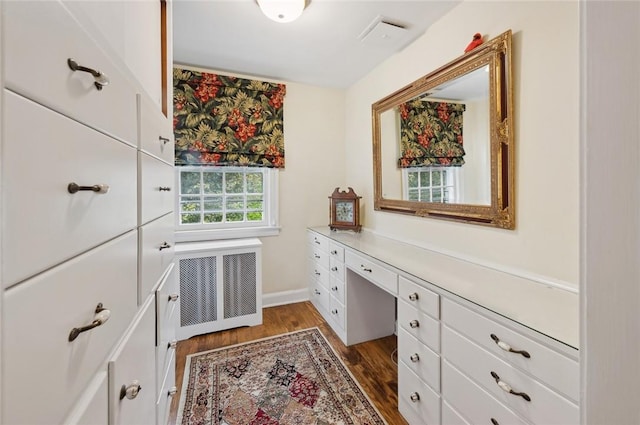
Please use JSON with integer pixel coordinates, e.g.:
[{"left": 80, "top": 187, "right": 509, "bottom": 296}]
[
  {"left": 0, "top": 1, "right": 176, "bottom": 424},
  {"left": 307, "top": 229, "right": 579, "bottom": 425}
]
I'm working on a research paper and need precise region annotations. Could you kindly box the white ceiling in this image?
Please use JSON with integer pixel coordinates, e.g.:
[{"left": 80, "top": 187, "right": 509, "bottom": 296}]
[{"left": 173, "top": 0, "right": 461, "bottom": 88}]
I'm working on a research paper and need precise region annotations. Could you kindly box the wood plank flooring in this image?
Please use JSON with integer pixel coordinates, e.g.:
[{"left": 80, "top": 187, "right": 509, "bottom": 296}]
[{"left": 169, "top": 301, "right": 408, "bottom": 425}]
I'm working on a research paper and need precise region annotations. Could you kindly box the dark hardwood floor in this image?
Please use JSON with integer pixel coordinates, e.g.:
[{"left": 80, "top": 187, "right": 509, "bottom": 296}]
[{"left": 169, "top": 301, "right": 408, "bottom": 425}]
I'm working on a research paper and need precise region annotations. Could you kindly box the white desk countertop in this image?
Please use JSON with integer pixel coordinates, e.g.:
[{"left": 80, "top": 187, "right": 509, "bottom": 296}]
[{"left": 309, "top": 227, "right": 579, "bottom": 350}]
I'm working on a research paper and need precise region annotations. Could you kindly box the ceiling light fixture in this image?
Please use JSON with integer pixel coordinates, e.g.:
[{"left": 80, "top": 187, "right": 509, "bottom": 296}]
[{"left": 257, "top": 0, "right": 306, "bottom": 24}]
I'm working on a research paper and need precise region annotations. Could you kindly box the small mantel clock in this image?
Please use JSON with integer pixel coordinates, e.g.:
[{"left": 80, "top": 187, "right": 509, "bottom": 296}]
[{"left": 329, "top": 187, "right": 362, "bottom": 232}]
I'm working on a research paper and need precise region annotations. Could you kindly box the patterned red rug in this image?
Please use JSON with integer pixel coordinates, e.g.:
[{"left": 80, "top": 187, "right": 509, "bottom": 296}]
[{"left": 176, "top": 327, "right": 387, "bottom": 425}]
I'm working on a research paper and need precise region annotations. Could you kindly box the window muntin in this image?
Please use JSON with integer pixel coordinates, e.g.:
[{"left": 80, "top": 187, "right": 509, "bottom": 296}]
[{"left": 403, "top": 167, "right": 460, "bottom": 203}]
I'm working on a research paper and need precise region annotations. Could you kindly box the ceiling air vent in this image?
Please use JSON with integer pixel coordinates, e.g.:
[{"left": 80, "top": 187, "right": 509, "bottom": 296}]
[{"left": 358, "top": 16, "right": 408, "bottom": 47}]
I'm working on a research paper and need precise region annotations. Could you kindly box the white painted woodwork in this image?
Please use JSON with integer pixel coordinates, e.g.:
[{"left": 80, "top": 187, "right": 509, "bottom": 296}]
[
  {"left": 399, "top": 276, "right": 440, "bottom": 319},
  {"left": 63, "top": 372, "right": 109, "bottom": 425},
  {"left": 398, "top": 299, "right": 440, "bottom": 353},
  {"left": 140, "top": 213, "right": 176, "bottom": 304},
  {"left": 312, "top": 244, "right": 330, "bottom": 271},
  {"left": 398, "top": 328, "right": 441, "bottom": 392},
  {"left": 155, "top": 265, "right": 178, "bottom": 398},
  {"left": 3, "top": 0, "right": 137, "bottom": 145},
  {"left": 138, "top": 93, "right": 174, "bottom": 164},
  {"left": 139, "top": 151, "right": 175, "bottom": 225},
  {"left": 108, "top": 297, "right": 157, "bottom": 425},
  {"left": 328, "top": 241, "right": 345, "bottom": 262},
  {"left": 441, "top": 401, "right": 470, "bottom": 425},
  {"left": 156, "top": 350, "right": 177, "bottom": 425},
  {"left": 3, "top": 232, "right": 138, "bottom": 425},
  {"left": 398, "top": 363, "right": 441, "bottom": 425},
  {"left": 308, "top": 231, "right": 329, "bottom": 251},
  {"left": 345, "top": 250, "right": 399, "bottom": 295},
  {"left": 2, "top": 90, "right": 137, "bottom": 288}
]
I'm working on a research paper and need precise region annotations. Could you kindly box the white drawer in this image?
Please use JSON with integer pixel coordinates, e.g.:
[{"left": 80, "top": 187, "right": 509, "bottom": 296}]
[
  {"left": 312, "top": 264, "right": 330, "bottom": 289},
  {"left": 345, "top": 251, "right": 398, "bottom": 295},
  {"left": 329, "top": 297, "right": 345, "bottom": 331},
  {"left": 139, "top": 151, "right": 174, "bottom": 225},
  {"left": 329, "top": 256, "right": 345, "bottom": 281},
  {"left": 4, "top": 0, "right": 137, "bottom": 145},
  {"left": 156, "top": 265, "right": 178, "bottom": 394},
  {"left": 138, "top": 93, "right": 174, "bottom": 164},
  {"left": 399, "top": 276, "right": 440, "bottom": 319},
  {"left": 329, "top": 276, "right": 345, "bottom": 304},
  {"left": 3, "top": 232, "right": 138, "bottom": 425},
  {"left": 398, "top": 300, "right": 440, "bottom": 353},
  {"left": 442, "top": 360, "right": 530, "bottom": 425},
  {"left": 398, "top": 328, "right": 441, "bottom": 392},
  {"left": 441, "top": 401, "right": 471, "bottom": 425},
  {"left": 398, "top": 363, "right": 441, "bottom": 425},
  {"left": 442, "top": 326, "right": 579, "bottom": 425},
  {"left": 63, "top": 372, "right": 109, "bottom": 425},
  {"left": 156, "top": 350, "right": 177, "bottom": 425},
  {"left": 312, "top": 245, "right": 331, "bottom": 270},
  {"left": 2, "top": 91, "right": 137, "bottom": 288},
  {"left": 329, "top": 241, "right": 345, "bottom": 262},
  {"left": 441, "top": 298, "right": 579, "bottom": 401},
  {"left": 307, "top": 231, "right": 329, "bottom": 252},
  {"left": 310, "top": 281, "right": 330, "bottom": 313},
  {"left": 140, "top": 213, "right": 175, "bottom": 303},
  {"left": 109, "top": 297, "right": 157, "bottom": 425}
]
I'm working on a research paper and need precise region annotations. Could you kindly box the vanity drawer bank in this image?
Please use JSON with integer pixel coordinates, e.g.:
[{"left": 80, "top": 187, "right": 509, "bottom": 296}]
[{"left": 306, "top": 227, "right": 579, "bottom": 425}]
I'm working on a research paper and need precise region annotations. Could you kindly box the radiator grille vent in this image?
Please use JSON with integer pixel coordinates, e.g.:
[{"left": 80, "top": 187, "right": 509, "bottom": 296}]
[
  {"left": 179, "top": 256, "right": 217, "bottom": 327},
  {"left": 223, "top": 252, "right": 257, "bottom": 319}
]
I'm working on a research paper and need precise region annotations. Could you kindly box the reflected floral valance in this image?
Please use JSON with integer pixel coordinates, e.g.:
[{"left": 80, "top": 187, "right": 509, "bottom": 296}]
[
  {"left": 398, "top": 100, "right": 466, "bottom": 168},
  {"left": 173, "top": 67, "right": 286, "bottom": 168}
]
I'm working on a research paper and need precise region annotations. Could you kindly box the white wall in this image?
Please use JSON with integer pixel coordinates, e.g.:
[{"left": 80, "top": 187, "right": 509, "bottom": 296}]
[{"left": 345, "top": 1, "right": 580, "bottom": 289}]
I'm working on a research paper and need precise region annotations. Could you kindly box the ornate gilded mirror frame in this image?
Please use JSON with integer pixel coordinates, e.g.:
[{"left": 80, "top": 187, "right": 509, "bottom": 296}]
[{"left": 372, "top": 30, "right": 515, "bottom": 229}]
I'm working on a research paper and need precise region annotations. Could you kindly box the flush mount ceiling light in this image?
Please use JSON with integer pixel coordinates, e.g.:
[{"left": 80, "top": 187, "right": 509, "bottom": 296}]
[{"left": 257, "top": 0, "right": 307, "bottom": 24}]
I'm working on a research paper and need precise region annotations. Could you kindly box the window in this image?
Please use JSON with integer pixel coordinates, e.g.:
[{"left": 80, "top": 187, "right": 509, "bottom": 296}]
[
  {"left": 176, "top": 166, "right": 278, "bottom": 239},
  {"left": 403, "top": 167, "right": 460, "bottom": 203}
]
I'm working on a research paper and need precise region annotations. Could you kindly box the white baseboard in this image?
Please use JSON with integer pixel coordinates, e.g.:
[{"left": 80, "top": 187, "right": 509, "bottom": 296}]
[{"left": 262, "top": 288, "right": 309, "bottom": 308}]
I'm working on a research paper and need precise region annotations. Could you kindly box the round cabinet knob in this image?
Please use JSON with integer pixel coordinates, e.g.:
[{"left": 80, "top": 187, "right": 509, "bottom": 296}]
[
  {"left": 331, "top": 250, "right": 337, "bottom": 255},
  {"left": 410, "top": 353, "right": 420, "bottom": 363},
  {"left": 409, "top": 392, "right": 420, "bottom": 402},
  {"left": 331, "top": 309, "right": 338, "bottom": 315},
  {"left": 408, "top": 293, "right": 419, "bottom": 301},
  {"left": 120, "top": 380, "right": 142, "bottom": 400},
  {"left": 168, "top": 340, "right": 178, "bottom": 349},
  {"left": 331, "top": 266, "right": 338, "bottom": 271},
  {"left": 168, "top": 386, "right": 178, "bottom": 397},
  {"left": 409, "top": 320, "right": 420, "bottom": 329},
  {"left": 331, "top": 286, "right": 338, "bottom": 291}
]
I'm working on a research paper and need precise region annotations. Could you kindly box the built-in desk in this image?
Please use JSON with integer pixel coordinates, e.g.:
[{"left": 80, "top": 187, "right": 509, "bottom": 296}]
[{"left": 307, "top": 227, "right": 579, "bottom": 425}]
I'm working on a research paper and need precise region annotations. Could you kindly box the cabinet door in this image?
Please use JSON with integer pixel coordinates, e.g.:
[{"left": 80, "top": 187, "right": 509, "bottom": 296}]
[{"left": 63, "top": 372, "right": 109, "bottom": 425}]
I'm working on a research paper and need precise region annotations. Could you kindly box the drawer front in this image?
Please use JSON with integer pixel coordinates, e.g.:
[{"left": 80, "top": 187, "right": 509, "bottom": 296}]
[
  {"left": 441, "top": 401, "right": 471, "bottom": 425},
  {"left": 63, "top": 372, "right": 109, "bottom": 425},
  {"left": 398, "top": 328, "right": 441, "bottom": 392},
  {"left": 139, "top": 152, "right": 174, "bottom": 225},
  {"left": 3, "top": 91, "right": 137, "bottom": 288},
  {"left": 156, "top": 265, "right": 179, "bottom": 393},
  {"left": 441, "top": 298, "right": 579, "bottom": 400},
  {"left": 329, "top": 276, "right": 345, "bottom": 304},
  {"left": 398, "top": 363, "right": 441, "bottom": 425},
  {"left": 307, "top": 231, "right": 329, "bottom": 252},
  {"left": 399, "top": 276, "right": 440, "bottom": 319},
  {"left": 310, "top": 281, "right": 330, "bottom": 313},
  {"left": 156, "top": 351, "right": 177, "bottom": 425},
  {"left": 3, "top": 232, "right": 138, "bottom": 425},
  {"left": 312, "top": 245, "right": 331, "bottom": 270},
  {"left": 329, "top": 297, "right": 345, "bottom": 331},
  {"left": 109, "top": 298, "right": 157, "bottom": 425},
  {"left": 138, "top": 93, "right": 174, "bottom": 164},
  {"left": 398, "top": 300, "right": 440, "bottom": 352},
  {"left": 328, "top": 242, "right": 345, "bottom": 262},
  {"left": 313, "top": 264, "right": 330, "bottom": 289},
  {"left": 140, "top": 213, "right": 175, "bottom": 302},
  {"left": 442, "top": 326, "right": 579, "bottom": 425},
  {"left": 329, "top": 256, "right": 345, "bottom": 281},
  {"left": 4, "top": 0, "right": 137, "bottom": 145},
  {"left": 345, "top": 251, "right": 398, "bottom": 295},
  {"left": 442, "top": 361, "right": 530, "bottom": 425}
]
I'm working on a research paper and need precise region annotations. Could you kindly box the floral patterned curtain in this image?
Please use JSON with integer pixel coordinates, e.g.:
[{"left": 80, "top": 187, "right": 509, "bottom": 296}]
[
  {"left": 397, "top": 99, "right": 466, "bottom": 168},
  {"left": 173, "top": 67, "right": 286, "bottom": 168}
]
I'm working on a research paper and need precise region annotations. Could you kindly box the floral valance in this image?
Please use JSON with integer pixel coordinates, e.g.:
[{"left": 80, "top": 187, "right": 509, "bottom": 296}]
[
  {"left": 398, "top": 100, "right": 466, "bottom": 168},
  {"left": 173, "top": 67, "right": 286, "bottom": 168}
]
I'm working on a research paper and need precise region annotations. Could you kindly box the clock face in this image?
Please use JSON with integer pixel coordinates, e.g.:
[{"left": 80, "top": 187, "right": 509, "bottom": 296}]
[{"left": 335, "top": 200, "right": 354, "bottom": 222}]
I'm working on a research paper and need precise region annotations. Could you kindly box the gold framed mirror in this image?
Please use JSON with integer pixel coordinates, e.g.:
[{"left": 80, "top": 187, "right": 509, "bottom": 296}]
[{"left": 372, "top": 30, "right": 514, "bottom": 229}]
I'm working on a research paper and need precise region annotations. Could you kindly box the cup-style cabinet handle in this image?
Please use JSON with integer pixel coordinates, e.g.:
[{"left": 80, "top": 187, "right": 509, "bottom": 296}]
[
  {"left": 67, "top": 58, "right": 110, "bottom": 90},
  {"left": 409, "top": 392, "right": 420, "bottom": 402},
  {"left": 159, "top": 241, "right": 172, "bottom": 251},
  {"left": 490, "top": 334, "right": 531, "bottom": 358},
  {"left": 408, "top": 293, "right": 419, "bottom": 301},
  {"left": 120, "top": 380, "right": 142, "bottom": 400},
  {"left": 410, "top": 353, "right": 420, "bottom": 363},
  {"left": 68, "top": 183, "right": 110, "bottom": 194},
  {"left": 409, "top": 320, "right": 420, "bottom": 329},
  {"left": 68, "top": 303, "right": 110, "bottom": 342},
  {"left": 490, "top": 371, "right": 531, "bottom": 401}
]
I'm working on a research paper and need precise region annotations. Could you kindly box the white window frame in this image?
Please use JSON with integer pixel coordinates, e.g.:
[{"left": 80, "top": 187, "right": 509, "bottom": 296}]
[
  {"left": 402, "top": 167, "right": 461, "bottom": 203},
  {"left": 175, "top": 166, "right": 280, "bottom": 242}
]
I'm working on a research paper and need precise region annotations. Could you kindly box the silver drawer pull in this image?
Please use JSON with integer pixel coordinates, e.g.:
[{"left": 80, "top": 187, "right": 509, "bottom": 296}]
[
  {"left": 314, "top": 238, "right": 321, "bottom": 245},
  {"left": 490, "top": 334, "right": 531, "bottom": 358},
  {"left": 331, "top": 286, "right": 338, "bottom": 291},
  {"left": 168, "top": 386, "right": 178, "bottom": 397},
  {"left": 68, "top": 303, "right": 110, "bottom": 342},
  {"left": 315, "top": 271, "right": 321, "bottom": 276},
  {"left": 408, "top": 293, "right": 419, "bottom": 301},
  {"left": 331, "top": 250, "right": 338, "bottom": 255},
  {"left": 159, "top": 241, "right": 172, "bottom": 251},
  {"left": 331, "top": 266, "right": 338, "bottom": 271},
  {"left": 409, "top": 320, "right": 419, "bottom": 329},
  {"left": 331, "top": 309, "right": 338, "bottom": 315},
  {"left": 159, "top": 136, "right": 171, "bottom": 145},
  {"left": 168, "top": 293, "right": 179, "bottom": 302},
  {"left": 159, "top": 186, "right": 172, "bottom": 192},
  {"left": 120, "top": 380, "right": 142, "bottom": 400},
  {"left": 168, "top": 340, "right": 178, "bottom": 349},
  {"left": 67, "top": 182, "right": 109, "bottom": 194},
  {"left": 409, "top": 392, "right": 420, "bottom": 402},
  {"left": 490, "top": 371, "right": 531, "bottom": 402},
  {"left": 410, "top": 353, "right": 420, "bottom": 362},
  {"left": 360, "top": 265, "right": 372, "bottom": 273},
  {"left": 314, "top": 254, "right": 321, "bottom": 259},
  {"left": 67, "top": 58, "right": 110, "bottom": 90},
  {"left": 314, "top": 289, "right": 321, "bottom": 295}
]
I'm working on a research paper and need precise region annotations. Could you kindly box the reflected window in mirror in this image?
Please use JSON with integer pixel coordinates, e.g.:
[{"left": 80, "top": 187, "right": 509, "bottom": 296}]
[{"left": 404, "top": 167, "right": 460, "bottom": 203}]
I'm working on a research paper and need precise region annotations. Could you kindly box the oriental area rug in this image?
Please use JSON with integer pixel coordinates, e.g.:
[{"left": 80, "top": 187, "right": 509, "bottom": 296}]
[{"left": 176, "top": 327, "right": 387, "bottom": 425}]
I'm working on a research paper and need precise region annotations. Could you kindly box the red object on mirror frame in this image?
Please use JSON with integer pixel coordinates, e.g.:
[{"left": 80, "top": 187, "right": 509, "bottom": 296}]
[{"left": 464, "top": 33, "right": 484, "bottom": 53}]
